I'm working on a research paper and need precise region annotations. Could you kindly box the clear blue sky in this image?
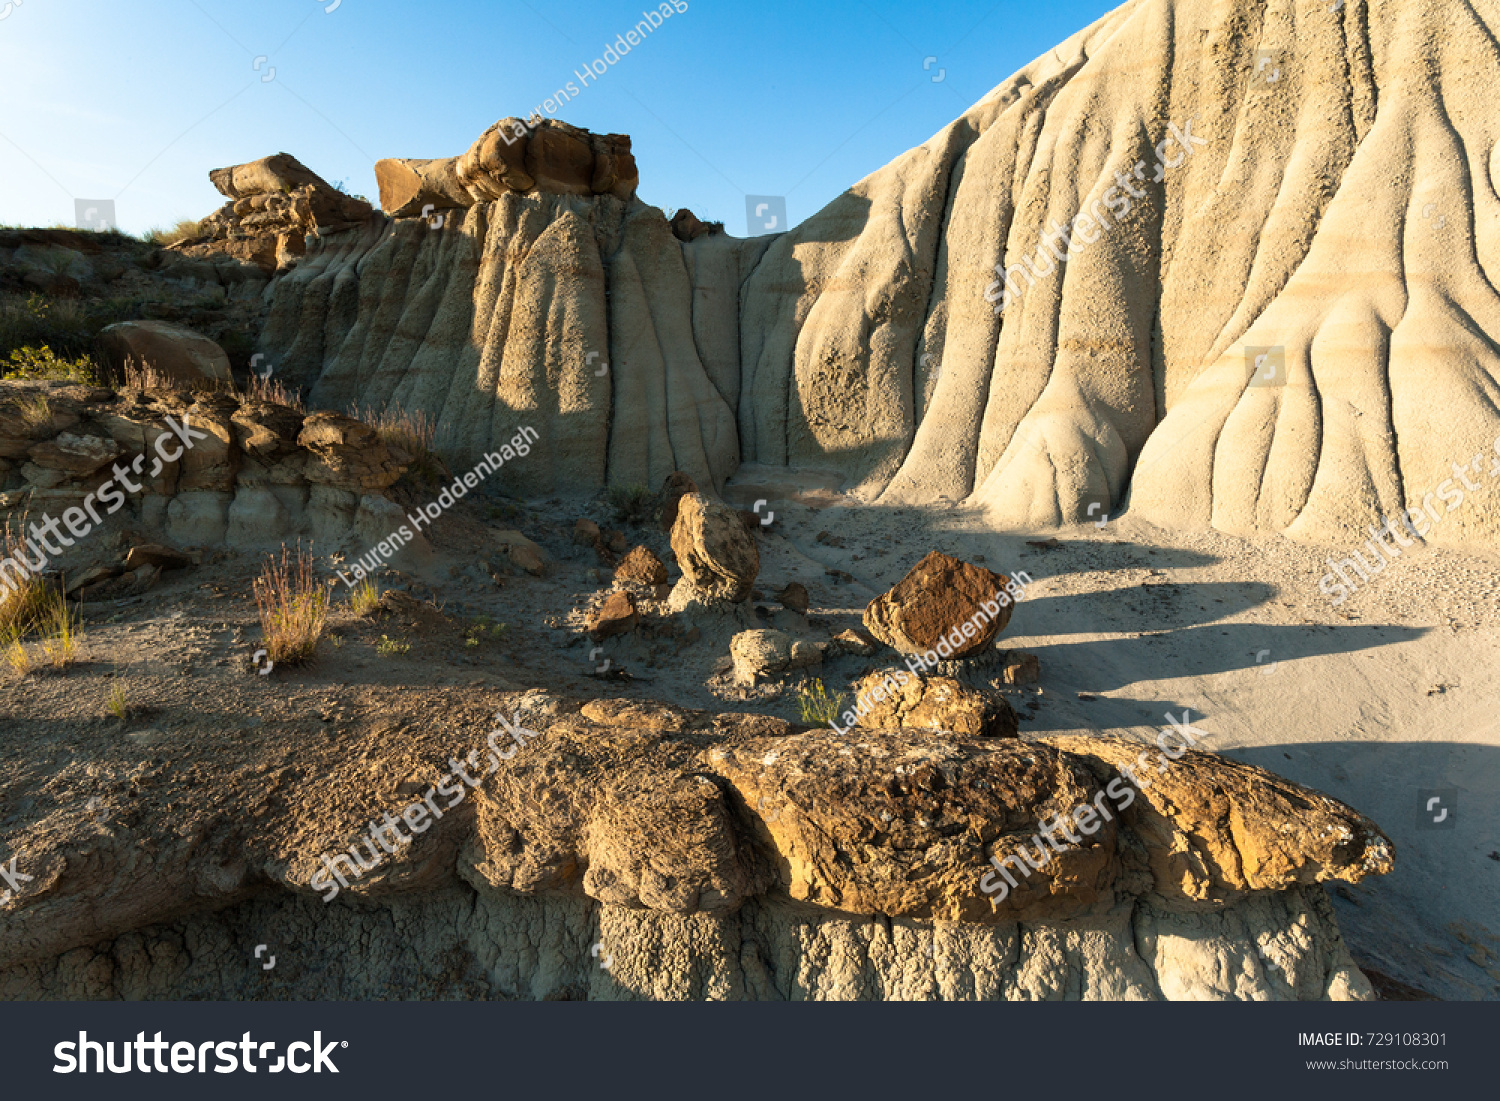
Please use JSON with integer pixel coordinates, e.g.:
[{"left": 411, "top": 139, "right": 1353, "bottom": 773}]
[{"left": 0, "top": 0, "right": 1117, "bottom": 236}]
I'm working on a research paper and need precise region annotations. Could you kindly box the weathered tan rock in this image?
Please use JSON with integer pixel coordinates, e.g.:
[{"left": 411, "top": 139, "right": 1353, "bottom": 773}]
[
  {"left": 829, "top": 628, "right": 877, "bottom": 656},
  {"left": 670, "top": 208, "right": 719, "bottom": 243},
  {"left": 96, "top": 321, "right": 232, "bottom": 387},
  {"left": 863, "top": 552, "right": 1019, "bottom": 658},
  {"left": 588, "top": 590, "right": 639, "bottom": 639},
  {"left": 25, "top": 432, "right": 123, "bottom": 476},
  {"left": 729, "top": 628, "right": 821, "bottom": 685},
  {"left": 851, "top": 670, "right": 1018, "bottom": 739},
  {"left": 614, "top": 545, "right": 667, "bottom": 585},
  {"left": 670, "top": 493, "right": 759, "bottom": 602}
]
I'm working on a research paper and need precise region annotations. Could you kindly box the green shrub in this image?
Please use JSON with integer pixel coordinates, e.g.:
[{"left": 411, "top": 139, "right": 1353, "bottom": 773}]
[
  {"left": 1, "top": 344, "right": 101, "bottom": 384},
  {"left": 797, "top": 679, "right": 847, "bottom": 725}
]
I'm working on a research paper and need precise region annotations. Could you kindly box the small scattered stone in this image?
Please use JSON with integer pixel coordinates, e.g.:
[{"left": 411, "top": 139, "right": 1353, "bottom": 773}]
[
  {"left": 614, "top": 545, "right": 667, "bottom": 585},
  {"left": 776, "top": 582, "right": 810, "bottom": 614},
  {"left": 588, "top": 590, "right": 639, "bottom": 639}
]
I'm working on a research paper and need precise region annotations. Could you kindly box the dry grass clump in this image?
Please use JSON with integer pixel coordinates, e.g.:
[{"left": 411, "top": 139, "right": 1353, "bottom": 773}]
[
  {"left": 120, "top": 356, "right": 181, "bottom": 393},
  {"left": 1, "top": 579, "right": 81, "bottom": 676},
  {"left": 253, "top": 542, "right": 329, "bottom": 666},
  {"left": 348, "top": 402, "right": 446, "bottom": 482},
  {"left": 141, "top": 219, "right": 202, "bottom": 247},
  {"left": 0, "top": 521, "right": 49, "bottom": 636},
  {"left": 244, "top": 371, "right": 305, "bottom": 410}
]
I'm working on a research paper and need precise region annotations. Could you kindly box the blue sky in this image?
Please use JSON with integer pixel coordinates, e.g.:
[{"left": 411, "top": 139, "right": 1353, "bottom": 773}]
[{"left": 0, "top": 0, "right": 1116, "bottom": 236}]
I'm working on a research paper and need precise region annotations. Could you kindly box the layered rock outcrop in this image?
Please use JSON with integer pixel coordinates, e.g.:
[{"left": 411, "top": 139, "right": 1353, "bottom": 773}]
[
  {"left": 172, "top": 153, "right": 374, "bottom": 273},
  {"left": 0, "top": 695, "right": 1391, "bottom": 1000},
  {"left": 0, "top": 380, "right": 413, "bottom": 550}
]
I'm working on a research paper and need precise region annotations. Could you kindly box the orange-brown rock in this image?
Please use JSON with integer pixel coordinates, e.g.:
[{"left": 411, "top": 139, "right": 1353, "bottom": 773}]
[
  {"left": 863, "top": 552, "right": 1020, "bottom": 658},
  {"left": 588, "top": 590, "right": 639, "bottom": 639},
  {"left": 614, "top": 545, "right": 668, "bottom": 585}
]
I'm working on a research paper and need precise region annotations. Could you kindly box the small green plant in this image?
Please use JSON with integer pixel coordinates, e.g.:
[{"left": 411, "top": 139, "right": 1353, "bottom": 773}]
[
  {"left": 376, "top": 634, "right": 410, "bottom": 655},
  {"left": 607, "top": 483, "right": 653, "bottom": 526},
  {"left": 2, "top": 344, "right": 101, "bottom": 385},
  {"left": 348, "top": 578, "right": 382, "bottom": 617},
  {"left": 330, "top": 633, "right": 346, "bottom": 649},
  {"left": 253, "top": 542, "right": 329, "bottom": 666},
  {"left": 797, "top": 679, "right": 846, "bottom": 725},
  {"left": 107, "top": 682, "right": 128, "bottom": 720}
]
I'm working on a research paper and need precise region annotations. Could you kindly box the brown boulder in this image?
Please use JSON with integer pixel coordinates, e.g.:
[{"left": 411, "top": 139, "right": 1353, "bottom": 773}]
[
  {"left": 614, "top": 545, "right": 667, "bottom": 585},
  {"left": 863, "top": 552, "right": 1023, "bottom": 658},
  {"left": 670, "top": 493, "right": 759, "bottom": 602},
  {"left": 850, "top": 670, "right": 1018, "bottom": 739},
  {"left": 775, "top": 582, "right": 809, "bottom": 614},
  {"left": 670, "top": 208, "right": 720, "bottom": 242},
  {"left": 588, "top": 590, "right": 639, "bottom": 639},
  {"left": 96, "top": 321, "right": 233, "bottom": 387}
]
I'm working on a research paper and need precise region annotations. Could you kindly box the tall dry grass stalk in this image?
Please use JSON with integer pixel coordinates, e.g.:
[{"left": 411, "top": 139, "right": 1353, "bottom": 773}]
[
  {"left": 120, "top": 356, "right": 180, "bottom": 393},
  {"left": 347, "top": 402, "right": 447, "bottom": 481},
  {"left": 253, "top": 542, "right": 329, "bottom": 666},
  {"left": 245, "top": 372, "right": 305, "bottom": 410}
]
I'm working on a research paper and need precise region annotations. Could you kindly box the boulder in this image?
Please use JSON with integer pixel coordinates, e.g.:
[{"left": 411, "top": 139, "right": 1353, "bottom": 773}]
[
  {"left": 670, "top": 209, "right": 720, "bottom": 243},
  {"left": 863, "top": 552, "right": 1019, "bottom": 658},
  {"left": 850, "top": 670, "right": 1018, "bottom": 739},
  {"left": 1001, "top": 650, "right": 1042, "bottom": 686},
  {"left": 775, "top": 582, "right": 809, "bottom": 614},
  {"left": 670, "top": 493, "right": 759, "bottom": 603},
  {"left": 297, "top": 412, "right": 411, "bottom": 492},
  {"left": 614, "top": 545, "right": 667, "bottom": 586},
  {"left": 588, "top": 590, "right": 639, "bottom": 639},
  {"left": 123, "top": 544, "right": 193, "bottom": 571},
  {"left": 729, "top": 628, "right": 821, "bottom": 685},
  {"left": 96, "top": 321, "right": 233, "bottom": 387}
]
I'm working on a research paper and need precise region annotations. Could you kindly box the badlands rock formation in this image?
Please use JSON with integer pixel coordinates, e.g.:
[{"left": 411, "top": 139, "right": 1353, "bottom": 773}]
[
  {"left": 0, "top": 696, "right": 1391, "bottom": 1000},
  {"left": 251, "top": 0, "right": 1500, "bottom": 551}
]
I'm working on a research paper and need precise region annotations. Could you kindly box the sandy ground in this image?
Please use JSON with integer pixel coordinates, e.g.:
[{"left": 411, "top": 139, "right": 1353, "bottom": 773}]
[{"left": 3, "top": 469, "right": 1496, "bottom": 1000}]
